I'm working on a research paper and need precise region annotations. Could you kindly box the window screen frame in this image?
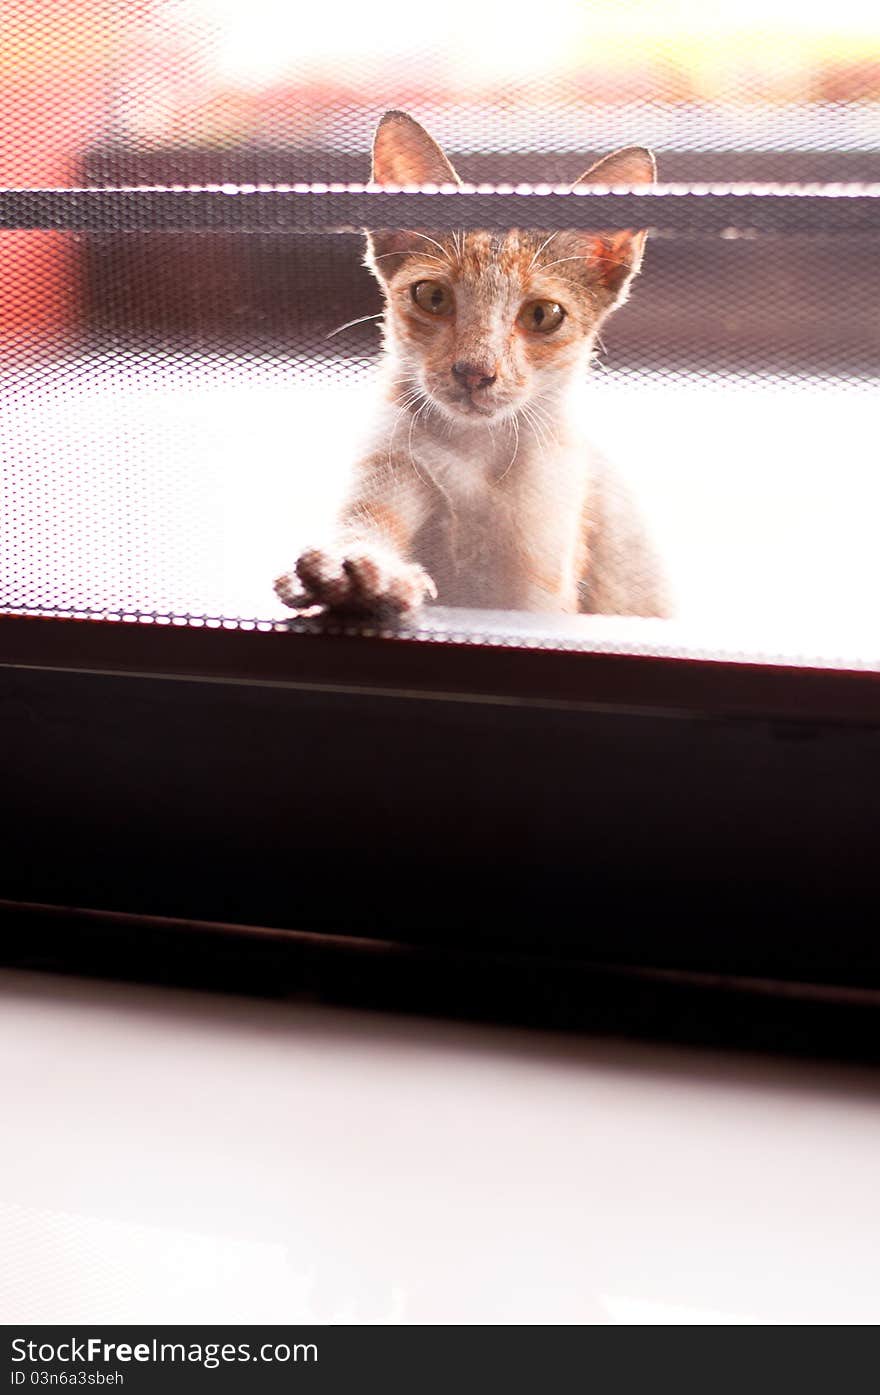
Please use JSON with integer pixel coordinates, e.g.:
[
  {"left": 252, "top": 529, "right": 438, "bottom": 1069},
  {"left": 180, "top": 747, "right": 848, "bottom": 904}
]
[{"left": 2, "top": 182, "right": 879, "bottom": 1038}]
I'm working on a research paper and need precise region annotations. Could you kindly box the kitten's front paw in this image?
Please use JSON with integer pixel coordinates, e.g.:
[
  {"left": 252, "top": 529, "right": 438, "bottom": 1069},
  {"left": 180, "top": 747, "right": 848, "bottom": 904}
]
[{"left": 274, "top": 544, "right": 436, "bottom": 617}]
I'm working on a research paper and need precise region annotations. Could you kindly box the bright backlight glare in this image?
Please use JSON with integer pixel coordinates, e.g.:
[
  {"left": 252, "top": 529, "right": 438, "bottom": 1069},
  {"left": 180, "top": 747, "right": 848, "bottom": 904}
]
[{"left": 189, "top": 0, "right": 880, "bottom": 86}]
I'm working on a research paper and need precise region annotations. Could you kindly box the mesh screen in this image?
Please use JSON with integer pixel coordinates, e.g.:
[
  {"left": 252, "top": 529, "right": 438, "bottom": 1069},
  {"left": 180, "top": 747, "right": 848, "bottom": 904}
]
[{"left": 1, "top": 1, "right": 879, "bottom": 663}]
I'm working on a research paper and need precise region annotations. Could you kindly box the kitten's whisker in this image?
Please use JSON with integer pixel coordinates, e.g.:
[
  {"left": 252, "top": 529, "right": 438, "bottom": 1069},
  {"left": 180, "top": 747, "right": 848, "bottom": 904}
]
[
  {"left": 423, "top": 398, "right": 442, "bottom": 434},
  {"left": 325, "top": 312, "right": 384, "bottom": 340},
  {"left": 387, "top": 385, "right": 428, "bottom": 467},
  {"left": 535, "top": 255, "right": 589, "bottom": 273},
  {"left": 407, "top": 397, "right": 433, "bottom": 489},
  {"left": 521, "top": 405, "right": 551, "bottom": 459},
  {"left": 392, "top": 385, "right": 428, "bottom": 412},
  {"left": 495, "top": 415, "right": 520, "bottom": 486},
  {"left": 371, "top": 250, "right": 447, "bottom": 267},
  {"left": 535, "top": 413, "right": 557, "bottom": 455},
  {"left": 387, "top": 404, "right": 410, "bottom": 461},
  {"left": 527, "top": 231, "right": 560, "bottom": 273},
  {"left": 525, "top": 400, "right": 559, "bottom": 447},
  {"left": 587, "top": 334, "right": 610, "bottom": 373},
  {"left": 407, "top": 231, "right": 454, "bottom": 264}
]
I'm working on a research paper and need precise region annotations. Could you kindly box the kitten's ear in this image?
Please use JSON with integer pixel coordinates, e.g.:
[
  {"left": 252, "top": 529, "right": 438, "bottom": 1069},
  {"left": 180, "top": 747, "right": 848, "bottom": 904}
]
[
  {"left": 575, "top": 146, "right": 656, "bottom": 191},
  {"left": 371, "top": 110, "right": 461, "bottom": 187},
  {"left": 366, "top": 112, "right": 461, "bottom": 283},
  {"left": 570, "top": 146, "right": 656, "bottom": 304}
]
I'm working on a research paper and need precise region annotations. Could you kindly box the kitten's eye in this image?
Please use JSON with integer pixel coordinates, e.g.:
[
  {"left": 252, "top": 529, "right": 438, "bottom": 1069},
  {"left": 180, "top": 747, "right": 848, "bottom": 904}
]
[
  {"left": 518, "top": 300, "right": 565, "bottom": 334},
  {"left": 411, "top": 281, "right": 454, "bottom": 316}
]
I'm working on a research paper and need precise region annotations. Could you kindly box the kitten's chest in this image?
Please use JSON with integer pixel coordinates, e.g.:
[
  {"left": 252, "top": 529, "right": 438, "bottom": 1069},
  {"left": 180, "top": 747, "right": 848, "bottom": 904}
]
[{"left": 412, "top": 437, "right": 587, "bottom": 610}]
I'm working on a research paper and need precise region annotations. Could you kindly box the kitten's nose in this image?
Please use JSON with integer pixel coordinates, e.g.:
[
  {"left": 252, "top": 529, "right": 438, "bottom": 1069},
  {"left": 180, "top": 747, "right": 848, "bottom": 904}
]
[{"left": 451, "top": 360, "right": 497, "bottom": 392}]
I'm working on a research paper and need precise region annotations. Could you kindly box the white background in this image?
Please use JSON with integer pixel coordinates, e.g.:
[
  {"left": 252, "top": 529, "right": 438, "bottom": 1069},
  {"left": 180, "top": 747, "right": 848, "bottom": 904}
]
[{"left": 2, "top": 966, "right": 879, "bottom": 1324}]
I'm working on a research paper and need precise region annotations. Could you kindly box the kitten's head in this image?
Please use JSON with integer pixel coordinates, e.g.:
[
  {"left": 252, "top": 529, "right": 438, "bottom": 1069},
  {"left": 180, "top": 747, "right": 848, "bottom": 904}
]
[{"left": 365, "top": 110, "right": 655, "bottom": 426}]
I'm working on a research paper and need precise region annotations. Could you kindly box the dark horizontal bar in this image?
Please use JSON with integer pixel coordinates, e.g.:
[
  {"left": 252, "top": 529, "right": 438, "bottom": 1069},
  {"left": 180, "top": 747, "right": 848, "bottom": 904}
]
[
  {"left": 1, "top": 184, "right": 879, "bottom": 233},
  {"left": 5, "top": 901, "right": 880, "bottom": 1059},
  {"left": 7, "top": 896, "right": 880, "bottom": 1005},
  {"left": 2, "top": 612, "right": 879, "bottom": 726}
]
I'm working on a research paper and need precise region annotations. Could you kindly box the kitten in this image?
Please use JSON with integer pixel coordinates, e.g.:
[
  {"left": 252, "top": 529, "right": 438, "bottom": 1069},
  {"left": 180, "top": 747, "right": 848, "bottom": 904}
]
[{"left": 275, "top": 110, "right": 669, "bottom": 618}]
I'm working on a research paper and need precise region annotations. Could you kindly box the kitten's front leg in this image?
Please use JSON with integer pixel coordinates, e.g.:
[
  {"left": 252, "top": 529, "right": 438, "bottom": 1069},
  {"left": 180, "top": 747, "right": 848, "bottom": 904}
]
[{"left": 274, "top": 459, "right": 435, "bottom": 618}]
